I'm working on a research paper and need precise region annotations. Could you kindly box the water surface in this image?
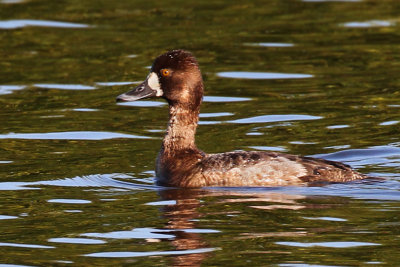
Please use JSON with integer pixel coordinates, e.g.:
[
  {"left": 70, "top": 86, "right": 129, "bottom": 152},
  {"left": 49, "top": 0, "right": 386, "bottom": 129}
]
[{"left": 1, "top": 0, "right": 400, "bottom": 266}]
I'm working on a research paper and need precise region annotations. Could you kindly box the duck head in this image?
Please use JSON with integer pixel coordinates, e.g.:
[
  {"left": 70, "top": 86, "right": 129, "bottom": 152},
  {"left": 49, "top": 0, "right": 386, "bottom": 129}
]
[{"left": 116, "top": 50, "right": 204, "bottom": 110}]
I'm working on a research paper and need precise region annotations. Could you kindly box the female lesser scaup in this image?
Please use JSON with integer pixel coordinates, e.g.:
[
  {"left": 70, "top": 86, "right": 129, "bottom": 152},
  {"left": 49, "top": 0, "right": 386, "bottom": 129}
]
[{"left": 117, "top": 50, "right": 367, "bottom": 187}]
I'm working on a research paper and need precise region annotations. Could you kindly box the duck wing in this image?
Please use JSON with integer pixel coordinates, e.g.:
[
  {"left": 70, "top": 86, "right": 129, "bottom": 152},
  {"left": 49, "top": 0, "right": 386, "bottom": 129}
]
[{"left": 199, "top": 151, "right": 365, "bottom": 186}]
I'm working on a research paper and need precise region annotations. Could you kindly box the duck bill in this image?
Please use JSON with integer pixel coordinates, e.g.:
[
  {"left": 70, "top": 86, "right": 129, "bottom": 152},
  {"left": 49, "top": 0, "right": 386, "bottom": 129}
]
[
  {"left": 116, "top": 73, "right": 162, "bottom": 102},
  {"left": 116, "top": 80, "right": 156, "bottom": 102}
]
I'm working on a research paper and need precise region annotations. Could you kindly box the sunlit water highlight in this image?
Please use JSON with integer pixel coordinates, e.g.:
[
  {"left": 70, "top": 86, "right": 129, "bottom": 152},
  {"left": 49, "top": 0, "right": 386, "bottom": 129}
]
[
  {"left": 203, "top": 96, "right": 251, "bottom": 102},
  {"left": 0, "top": 131, "right": 150, "bottom": 140},
  {"left": 0, "top": 0, "right": 27, "bottom": 4},
  {"left": 244, "top": 42, "right": 294, "bottom": 47},
  {"left": 217, "top": 72, "right": 313, "bottom": 79},
  {"left": 72, "top": 108, "right": 98, "bottom": 112},
  {"left": 276, "top": 241, "right": 380, "bottom": 248},
  {"left": 0, "top": 242, "right": 54, "bottom": 249},
  {"left": 0, "top": 215, "right": 19, "bottom": 220},
  {"left": 342, "top": 20, "right": 395, "bottom": 28},
  {"left": 96, "top": 81, "right": 139, "bottom": 86},
  {"left": 117, "top": 101, "right": 166, "bottom": 107},
  {"left": 303, "top": 0, "right": 361, "bottom": 2},
  {"left": 48, "top": 238, "right": 106, "bottom": 245},
  {"left": 228, "top": 114, "right": 322, "bottom": 124},
  {"left": 0, "top": 19, "right": 89, "bottom": 29},
  {"left": 34, "top": 84, "right": 96, "bottom": 90},
  {"left": 47, "top": 199, "right": 92, "bottom": 204},
  {"left": 85, "top": 248, "right": 219, "bottom": 258},
  {"left": 1, "top": 0, "right": 400, "bottom": 266},
  {"left": 0, "top": 85, "right": 26, "bottom": 95}
]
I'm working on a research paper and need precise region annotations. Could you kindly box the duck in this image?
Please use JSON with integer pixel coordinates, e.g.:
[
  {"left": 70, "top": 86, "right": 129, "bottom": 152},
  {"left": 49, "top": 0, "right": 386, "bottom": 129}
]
[{"left": 116, "top": 49, "right": 367, "bottom": 187}]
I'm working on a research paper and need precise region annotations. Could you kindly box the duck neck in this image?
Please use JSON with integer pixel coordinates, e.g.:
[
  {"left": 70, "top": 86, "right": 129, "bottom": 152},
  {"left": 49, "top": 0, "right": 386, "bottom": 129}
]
[{"left": 162, "top": 104, "right": 199, "bottom": 153}]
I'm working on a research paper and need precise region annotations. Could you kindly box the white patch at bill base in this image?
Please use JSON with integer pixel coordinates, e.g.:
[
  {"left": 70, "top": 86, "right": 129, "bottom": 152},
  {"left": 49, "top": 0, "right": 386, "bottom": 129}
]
[{"left": 147, "top": 72, "right": 163, "bottom": 96}]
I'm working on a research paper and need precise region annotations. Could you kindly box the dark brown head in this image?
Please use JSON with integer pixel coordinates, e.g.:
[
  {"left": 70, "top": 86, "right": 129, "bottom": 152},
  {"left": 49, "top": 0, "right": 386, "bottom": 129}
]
[{"left": 116, "top": 50, "right": 204, "bottom": 110}]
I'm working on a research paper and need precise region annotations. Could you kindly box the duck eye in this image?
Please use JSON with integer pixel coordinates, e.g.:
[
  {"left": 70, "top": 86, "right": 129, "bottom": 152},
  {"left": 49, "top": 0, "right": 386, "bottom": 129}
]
[{"left": 161, "top": 69, "right": 170, "bottom": 77}]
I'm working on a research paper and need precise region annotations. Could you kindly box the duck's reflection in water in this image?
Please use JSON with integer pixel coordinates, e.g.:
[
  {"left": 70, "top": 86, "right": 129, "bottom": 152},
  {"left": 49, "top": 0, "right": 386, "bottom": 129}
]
[
  {"left": 157, "top": 188, "right": 308, "bottom": 266},
  {"left": 159, "top": 189, "right": 209, "bottom": 267}
]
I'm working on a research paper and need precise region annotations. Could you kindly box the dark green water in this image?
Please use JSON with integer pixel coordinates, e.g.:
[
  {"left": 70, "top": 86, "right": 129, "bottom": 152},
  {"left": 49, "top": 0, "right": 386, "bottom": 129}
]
[{"left": 1, "top": 0, "right": 400, "bottom": 266}]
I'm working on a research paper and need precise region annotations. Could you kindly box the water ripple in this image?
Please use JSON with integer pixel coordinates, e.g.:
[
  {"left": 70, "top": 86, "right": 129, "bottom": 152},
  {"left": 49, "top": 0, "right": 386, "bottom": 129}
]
[
  {"left": 314, "top": 145, "right": 400, "bottom": 161},
  {"left": 276, "top": 241, "right": 380, "bottom": 248},
  {"left": 47, "top": 199, "right": 92, "bottom": 204},
  {"left": 303, "top": 0, "right": 361, "bottom": 2},
  {"left": 72, "top": 108, "right": 98, "bottom": 112},
  {"left": 228, "top": 114, "right": 322, "bottom": 124},
  {"left": 0, "top": 242, "right": 54, "bottom": 249},
  {"left": 244, "top": 42, "right": 294, "bottom": 47},
  {"left": 342, "top": 20, "right": 395, "bottom": 28},
  {"left": 145, "top": 200, "right": 177, "bottom": 206},
  {"left": 84, "top": 247, "right": 218, "bottom": 258},
  {"left": 203, "top": 96, "right": 251, "bottom": 102},
  {"left": 0, "top": 0, "right": 27, "bottom": 3},
  {"left": 0, "top": 19, "right": 90, "bottom": 29},
  {"left": 0, "top": 264, "right": 36, "bottom": 267},
  {"left": 48, "top": 238, "right": 106, "bottom": 244},
  {"left": 199, "top": 112, "right": 234, "bottom": 118},
  {"left": 0, "top": 85, "right": 26, "bottom": 95},
  {"left": 82, "top": 228, "right": 176, "bottom": 240},
  {"left": 34, "top": 84, "right": 96, "bottom": 90},
  {"left": 96, "top": 81, "right": 139, "bottom": 86},
  {"left": 0, "top": 215, "right": 19, "bottom": 220},
  {"left": 248, "top": 146, "right": 287, "bottom": 152},
  {"left": 380, "top": 121, "right": 399, "bottom": 126},
  {"left": 118, "top": 101, "right": 166, "bottom": 107},
  {"left": 0, "top": 173, "right": 159, "bottom": 191},
  {"left": 302, "top": 216, "right": 347, "bottom": 222},
  {"left": 217, "top": 72, "right": 313, "bottom": 79},
  {"left": 0, "top": 131, "right": 150, "bottom": 140},
  {"left": 326, "top": 124, "right": 350, "bottom": 129}
]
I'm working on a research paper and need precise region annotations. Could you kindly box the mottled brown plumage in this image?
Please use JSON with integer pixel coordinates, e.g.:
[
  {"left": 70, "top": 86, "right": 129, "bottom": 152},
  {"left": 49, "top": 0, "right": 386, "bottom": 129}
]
[{"left": 117, "top": 50, "right": 367, "bottom": 187}]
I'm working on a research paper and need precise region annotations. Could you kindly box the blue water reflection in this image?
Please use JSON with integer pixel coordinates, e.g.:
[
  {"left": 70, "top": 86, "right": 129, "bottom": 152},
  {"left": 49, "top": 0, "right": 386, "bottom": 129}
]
[
  {"left": 0, "top": 19, "right": 89, "bottom": 29},
  {"left": 0, "top": 131, "right": 150, "bottom": 140},
  {"left": 217, "top": 72, "right": 313, "bottom": 79}
]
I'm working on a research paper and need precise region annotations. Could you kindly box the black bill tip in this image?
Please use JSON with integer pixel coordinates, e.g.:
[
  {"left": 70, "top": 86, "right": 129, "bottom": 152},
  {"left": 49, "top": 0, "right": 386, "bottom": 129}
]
[{"left": 116, "top": 93, "right": 130, "bottom": 102}]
